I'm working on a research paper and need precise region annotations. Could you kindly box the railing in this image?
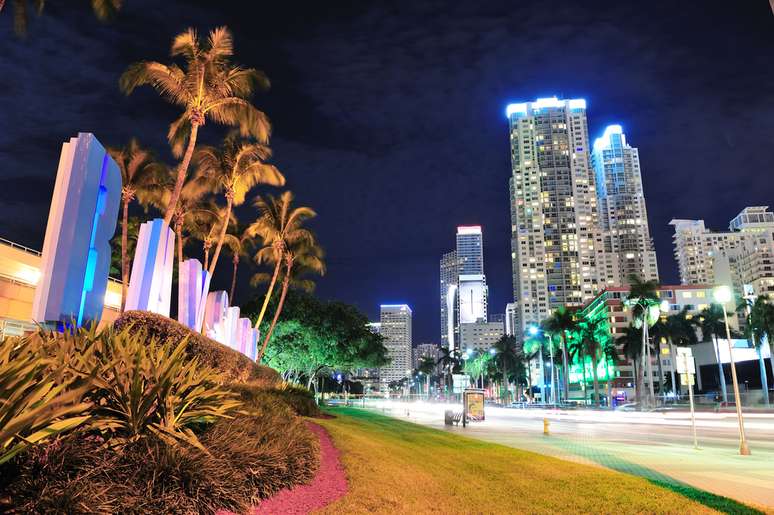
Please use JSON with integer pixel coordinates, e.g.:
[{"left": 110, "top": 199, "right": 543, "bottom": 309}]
[{"left": 0, "top": 237, "right": 42, "bottom": 256}]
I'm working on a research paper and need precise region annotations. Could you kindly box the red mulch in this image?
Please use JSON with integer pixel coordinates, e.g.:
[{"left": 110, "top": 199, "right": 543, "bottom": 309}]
[{"left": 248, "top": 421, "right": 348, "bottom": 514}]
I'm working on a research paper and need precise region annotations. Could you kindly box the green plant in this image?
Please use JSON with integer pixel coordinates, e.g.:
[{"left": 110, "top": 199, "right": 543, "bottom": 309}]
[
  {"left": 85, "top": 329, "right": 243, "bottom": 449},
  {"left": 0, "top": 335, "right": 92, "bottom": 465},
  {"left": 231, "top": 381, "right": 321, "bottom": 417}
]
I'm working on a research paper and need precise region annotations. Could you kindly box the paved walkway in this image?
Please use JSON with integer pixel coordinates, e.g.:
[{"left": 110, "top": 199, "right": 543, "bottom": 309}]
[{"left": 367, "top": 401, "right": 774, "bottom": 511}]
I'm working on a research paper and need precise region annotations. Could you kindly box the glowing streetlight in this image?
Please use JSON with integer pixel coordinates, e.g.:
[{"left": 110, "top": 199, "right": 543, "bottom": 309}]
[{"left": 713, "top": 285, "right": 751, "bottom": 455}]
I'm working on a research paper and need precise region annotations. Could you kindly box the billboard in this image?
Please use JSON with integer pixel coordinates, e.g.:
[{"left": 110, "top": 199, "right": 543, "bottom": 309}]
[{"left": 458, "top": 274, "right": 487, "bottom": 323}]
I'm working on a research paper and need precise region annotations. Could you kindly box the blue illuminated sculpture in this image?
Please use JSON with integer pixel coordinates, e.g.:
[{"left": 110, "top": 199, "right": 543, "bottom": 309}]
[
  {"left": 32, "top": 133, "right": 121, "bottom": 328},
  {"left": 178, "top": 258, "right": 211, "bottom": 331}
]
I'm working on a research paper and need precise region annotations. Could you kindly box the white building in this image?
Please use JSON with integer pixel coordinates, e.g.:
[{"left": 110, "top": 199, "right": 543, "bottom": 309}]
[
  {"left": 379, "top": 304, "right": 412, "bottom": 385},
  {"left": 507, "top": 97, "right": 607, "bottom": 339},
  {"left": 671, "top": 206, "right": 774, "bottom": 299},
  {"left": 505, "top": 302, "right": 518, "bottom": 336},
  {"left": 591, "top": 125, "right": 659, "bottom": 285},
  {"left": 440, "top": 226, "right": 488, "bottom": 351}
]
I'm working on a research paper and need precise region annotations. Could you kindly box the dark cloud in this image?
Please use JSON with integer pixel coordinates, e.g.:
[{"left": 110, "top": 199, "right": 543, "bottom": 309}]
[{"left": 2, "top": 0, "right": 774, "bottom": 343}]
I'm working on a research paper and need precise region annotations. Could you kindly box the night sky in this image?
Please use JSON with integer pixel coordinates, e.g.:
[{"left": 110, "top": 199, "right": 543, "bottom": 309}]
[{"left": 2, "top": 1, "right": 774, "bottom": 344}]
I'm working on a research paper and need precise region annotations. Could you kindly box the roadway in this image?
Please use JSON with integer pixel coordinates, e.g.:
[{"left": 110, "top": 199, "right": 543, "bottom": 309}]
[{"left": 360, "top": 400, "right": 774, "bottom": 510}]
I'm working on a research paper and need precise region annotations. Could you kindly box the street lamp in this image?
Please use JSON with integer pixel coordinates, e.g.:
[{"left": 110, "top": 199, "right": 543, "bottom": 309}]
[{"left": 714, "top": 285, "right": 751, "bottom": 455}]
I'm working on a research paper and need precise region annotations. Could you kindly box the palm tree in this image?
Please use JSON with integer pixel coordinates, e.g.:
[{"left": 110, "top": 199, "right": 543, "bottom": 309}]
[
  {"left": 107, "top": 139, "right": 163, "bottom": 311},
  {"left": 626, "top": 274, "right": 660, "bottom": 408},
  {"left": 194, "top": 132, "right": 284, "bottom": 277},
  {"left": 223, "top": 223, "right": 254, "bottom": 303},
  {"left": 601, "top": 338, "right": 618, "bottom": 409},
  {"left": 619, "top": 325, "right": 643, "bottom": 406},
  {"left": 542, "top": 306, "right": 576, "bottom": 402},
  {"left": 417, "top": 356, "right": 436, "bottom": 399},
  {"left": 247, "top": 192, "right": 316, "bottom": 336},
  {"left": 651, "top": 307, "right": 697, "bottom": 399},
  {"left": 186, "top": 203, "right": 233, "bottom": 270},
  {"left": 158, "top": 177, "right": 212, "bottom": 267},
  {"left": 120, "top": 27, "right": 271, "bottom": 227},
  {"left": 694, "top": 304, "right": 730, "bottom": 403},
  {"left": 743, "top": 296, "right": 773, "bottom": 407},
  {"left": 256, "top": 238, "right": 325, "bottom": 362},
  {"left": 492, "top": 335, "right": 519, "bottom": 403},
  {"left": 436, "top": 347, "right": 459, "bottom": 398},
  {"left": 578, "top": 317, "right": 607, "bottom": 407},
  {"left": 567, "top": 331, "right": 588, "bottom": 404},
  {"left": 7, "top": 0, "right": 121, "bottom": 36}
]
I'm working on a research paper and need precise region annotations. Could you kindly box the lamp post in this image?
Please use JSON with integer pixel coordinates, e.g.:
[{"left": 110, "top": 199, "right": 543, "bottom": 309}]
[{"left": 714, "top": 285, "right": 751, "bottom": 456}]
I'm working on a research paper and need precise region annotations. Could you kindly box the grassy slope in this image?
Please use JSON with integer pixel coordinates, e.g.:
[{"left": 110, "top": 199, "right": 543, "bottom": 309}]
[{"left": 314, "top": 408, "right": 759, "bottom": 515}]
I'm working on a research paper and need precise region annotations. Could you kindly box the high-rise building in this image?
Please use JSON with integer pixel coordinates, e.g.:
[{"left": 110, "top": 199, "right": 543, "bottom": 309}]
[
  {"left": 412, "top": 343, "right": 440, "bottom": 370},
  {"left": 440, "top": 226, "right": 489, "bottom": 351},
  {"left": 379, "top": 304, "right": 412, "bottom": 385},
  {"left": 505, "top": 302, "right": 518, "bottom": 336},
  {"left": 671, "top": 206, "right": 774, "bottom": 298},
  {"left": 459, "top": 321, "right": 504, "bottom": 354},
  {"left": 439, "top": 250, "right": 459, "bottom": 350},
  {"left": 507, "top": 97, "right": 605, "bottom": 338},
  {"left": 592, "top": 125, "right": 658, "bottom": 285}
]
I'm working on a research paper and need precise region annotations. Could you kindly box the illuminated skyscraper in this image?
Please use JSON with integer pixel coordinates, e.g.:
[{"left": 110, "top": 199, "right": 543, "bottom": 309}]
[
  {"left": 507, "top": 97, "right": 606, "bottom": 338},
  {"left": 439, "top": 250, "right": 459, "bottom": 349},
  {"left": 592, "top": 125, "right": 658, "bottom": 285},
  {"left": 379, "top": 304, "right": 412, "bottom": 385}
]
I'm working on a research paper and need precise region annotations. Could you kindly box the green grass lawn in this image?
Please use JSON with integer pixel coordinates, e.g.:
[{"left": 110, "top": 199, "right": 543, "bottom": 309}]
[{"left": 314, "top": 407, "right": 761, "bottom": 515}]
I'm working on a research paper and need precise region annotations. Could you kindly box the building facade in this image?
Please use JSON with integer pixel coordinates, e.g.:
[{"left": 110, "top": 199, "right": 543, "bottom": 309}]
[
  {"left": 378, "top": 304, "right": 413, "bottom": 385},
  {"left": 412, "top": 342, "right": 441, "bottom": 370},
  {"left": 507, "top": 97, "right": 606, "bottom": 339},
  {"left": 439, "top": 250, "right": 459, "bottom": 350},
  {"left": 459, "top": 320, "right": 504, "bottom": 354},
  {"left": 671, "top": 206, "right": 774, "bottom": 298},
  {"left": 591, "top": 125, "right": 659, "bottom": 285}
]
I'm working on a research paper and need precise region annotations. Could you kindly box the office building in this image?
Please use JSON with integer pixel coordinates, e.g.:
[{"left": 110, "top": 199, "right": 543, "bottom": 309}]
[
  {"left": 505, "top": 302, "right": 518, "bottom": 336},
  {"left": 459, "top": 320, "right": 504, "bottom": 353},
  {"left": 439, "top": 250, "right": 459, "bottom": 350},
  {"left": 378, "top": 304, "right": 412, "bottom": 385},
  {"left": 412, "top": 342, "right": 440, "bottom": 370},
  {"left": 507, "top": 97, "right": 606, "bottom": 339},
  {"left": 591, "top": 125, "right": 659, "bottom": 285}
]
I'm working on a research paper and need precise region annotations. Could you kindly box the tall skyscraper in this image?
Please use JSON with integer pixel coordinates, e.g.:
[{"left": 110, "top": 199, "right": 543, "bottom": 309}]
[
  {"left": 379, "top": 304, "right": 412, "bottom": 385},
  {"left": 592, "top": 125, "right": 658, "bottom": 285},
  {"left": 439, "top": 250, "right": 459, "bottom": 349},
  {"left": 671, "top": 206, "right": 774, "bottom": 298},
  {"left": 440, "top": 226, "right": 489, "bottom": 351},
  {"left": 507, "top": 97, "right": 605, "bottom": 338}
]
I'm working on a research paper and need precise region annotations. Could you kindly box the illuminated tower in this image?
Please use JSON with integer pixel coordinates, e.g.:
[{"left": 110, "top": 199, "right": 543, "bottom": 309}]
[
  {"left": 507, "top": 97, "right": 605, "bottom": 338},
  {"left": 592, "top": 125, "right": 658, "bottom": 285},
  {"left": 379, "top": 304, "right": 412, "bottom": 385},
  {"left": 439, "top": 250, "right": 459, "bottom": 349}
]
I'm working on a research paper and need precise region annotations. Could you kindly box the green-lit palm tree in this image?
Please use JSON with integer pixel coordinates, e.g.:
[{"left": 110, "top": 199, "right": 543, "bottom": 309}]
[
  {"left": 492, "top": 335, "right": 519, "bottom": 403},
  {"left": 194, "top": 132, "right": 284, "bottom": 277},
  {"left": 626, "top": 274, "right": 660, "bottom": 408},
  {"left": 578, "top": 317, "right": 608, "bottom": 407},
  {"left": 618, "top": 325, "right": 643, "bottom": 406},
  {"left": 120, "top": 27, "right": 271, "bottom": 227},
  {"left": 694, "top": 304, "right": 729, "bottom": 403},
  {"left": 247, "top": 192, "right": 316, "bottom": 336},
  {"left": 542, "top": 306, "right": 576, "bottom": 402},
  {"left": 256, "top": 238, "right": 325, "bottom": 362},
  {"left": 107, "top": 139, "right": 164, "bottom": 311},
  {"left": 601, "top": 338, "right": 618, "bottom": 409}
]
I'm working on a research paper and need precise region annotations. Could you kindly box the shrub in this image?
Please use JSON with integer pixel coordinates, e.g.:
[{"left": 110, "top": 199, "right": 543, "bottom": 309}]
[
  {"left": 230, "top": 381, "right": 321, "bottom": 417},
  {"left": 0, "top": 334, "right": 93, "bottom": 465},
  {"left": 114, "top": 311, "right": 281, "bottom": 385}
]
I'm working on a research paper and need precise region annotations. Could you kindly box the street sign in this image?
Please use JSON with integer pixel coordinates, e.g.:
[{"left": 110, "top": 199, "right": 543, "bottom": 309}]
[
  {"left": 680, "top": 373, "right": 695, "bottom": 386},
  {"left": 675, "top": 347, "right": 696, "bottom": 374}
]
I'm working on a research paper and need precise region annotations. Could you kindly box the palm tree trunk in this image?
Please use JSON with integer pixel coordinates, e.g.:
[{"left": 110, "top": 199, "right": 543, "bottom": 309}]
[
  {"left": 633, "top": 357, "right": 641, "bottom": 406},
  {"left": 656, "top": 341, "right": 665, "bottom": 405},
  {"left": 229, "top": 256, "right": 239, "bottom": 303},
  {"left": 257, "top": 259, "right": 292, "bottom": 362},
  {"left": 713, "top": 335, "right": 729, "bottom": 403},
  {"left": 207, "top": 192, "right": 233, "bottom": 277},
  {"left": 758, "top": 346, "right": 770, "bottom": 407},
  {"left": 254, "top": 248, "right": 282, "bottom": 330},
  {"left": 591, "top": 352, "right": 600, "bottom": 407},
  {"left": 203, "top": 243, "right": 210, "bottom": 270},
  {"left": 561, "top": 333, "right": 570, "bottom": 403},
  {"left": 163, "top": 122, "right": 199, "bottom": 226},
  {"left": 640, "top": 323, "right": 649, "bottom": 409},
  {"left": 175, "top": 217, "right": 184, "bottom": 267},
  {"left": 120, "top": 198, "right": 129, "bottom": 312},
  {"left": 581, "top": 351, "right": 588, "bottom": 405}
]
